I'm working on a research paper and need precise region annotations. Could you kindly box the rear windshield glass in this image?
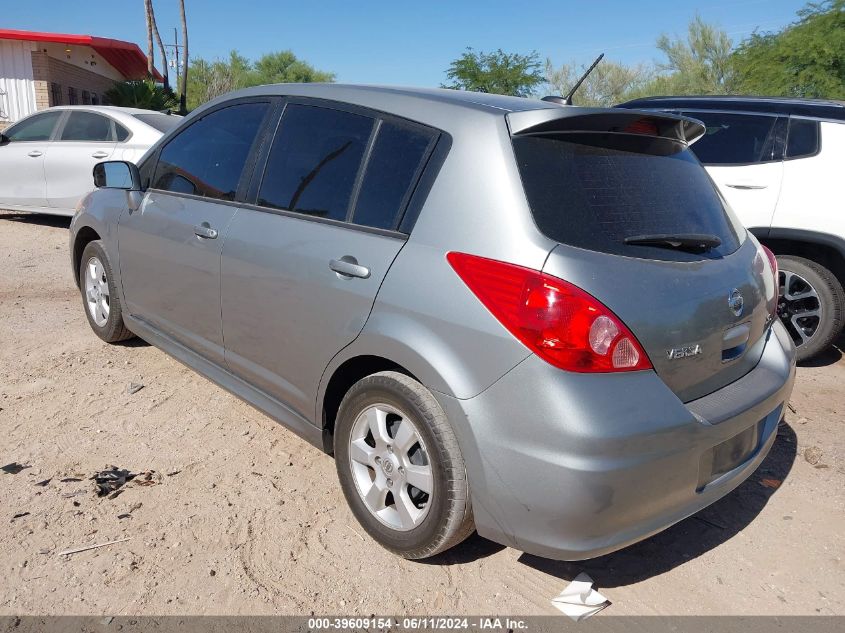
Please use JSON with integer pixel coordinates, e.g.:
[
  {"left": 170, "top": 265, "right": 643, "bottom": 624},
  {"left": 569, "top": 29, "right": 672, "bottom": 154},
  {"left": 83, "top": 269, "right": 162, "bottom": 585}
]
[
  {"left": 512, "top": 134, "right": 741, "bottom": 260},
  {"left": 133, "top": 113, "right": 182, "bottom": 133}
]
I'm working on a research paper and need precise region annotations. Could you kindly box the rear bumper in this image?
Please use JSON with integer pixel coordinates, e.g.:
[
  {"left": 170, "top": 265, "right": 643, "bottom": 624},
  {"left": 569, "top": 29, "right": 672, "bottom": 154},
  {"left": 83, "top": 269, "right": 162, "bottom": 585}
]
[{"left": 436, "top": 320, "right": 796, "bottom": 560}]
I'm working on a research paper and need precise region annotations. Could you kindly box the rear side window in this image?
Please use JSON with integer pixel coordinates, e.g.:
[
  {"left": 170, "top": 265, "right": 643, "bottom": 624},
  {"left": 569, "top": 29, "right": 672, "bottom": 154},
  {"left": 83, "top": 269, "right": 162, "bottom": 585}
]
[
  {"left": 115, "top": 124, "right": 130, "bottom": 142},
  {"left": 353, "top": 121, "right": 436, "bottom": 230},
  {"left": 60, "top": 111, "right": 113, "bottom": 141},
  {"left": 683, "top": 112, "right": 779, "bottom": 165},
  {"left": 786, "top": 118, "right": 820, "bottom": 158},
  {"left": 513, "top": 134, "right": 741, "bottom": 260},
  {"left": 258, "top": 104, "right": 373, "bottom": 221},
  {"left": 153, "top": 102, "right": 269, "bottom": 202},
  {"left": 5, "top": 111, "right": 62, "bottom": 141}
]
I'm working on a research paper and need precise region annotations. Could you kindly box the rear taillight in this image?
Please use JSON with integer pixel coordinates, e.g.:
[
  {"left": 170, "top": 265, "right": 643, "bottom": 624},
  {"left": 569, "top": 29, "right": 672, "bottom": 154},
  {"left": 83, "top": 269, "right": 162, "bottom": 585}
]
[
  {"left": 761, "top": 245, "right": 779, "bottom": 316},
  {"left": 762, "top": 245, "right": 778, "bottom": 286},
  {"left": 756, "top": 244, "right": 780, "bottom": 315},
  {"left": 447, "top": 252, "right": 652, "bottom": 373}
]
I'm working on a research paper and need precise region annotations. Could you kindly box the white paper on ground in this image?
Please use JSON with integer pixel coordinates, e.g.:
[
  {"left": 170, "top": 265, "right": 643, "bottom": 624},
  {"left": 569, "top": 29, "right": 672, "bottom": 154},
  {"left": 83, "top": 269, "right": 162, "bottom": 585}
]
[{"left": 550, "top": 572, "right": 611, "bottom": 621}]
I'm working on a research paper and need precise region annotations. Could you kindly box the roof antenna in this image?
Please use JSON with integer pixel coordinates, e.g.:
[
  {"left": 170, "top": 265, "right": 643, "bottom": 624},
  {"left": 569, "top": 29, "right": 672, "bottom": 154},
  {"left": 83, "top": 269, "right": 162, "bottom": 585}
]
[{"left": 542, "top": 53, "right": 605, "bottom": 106}]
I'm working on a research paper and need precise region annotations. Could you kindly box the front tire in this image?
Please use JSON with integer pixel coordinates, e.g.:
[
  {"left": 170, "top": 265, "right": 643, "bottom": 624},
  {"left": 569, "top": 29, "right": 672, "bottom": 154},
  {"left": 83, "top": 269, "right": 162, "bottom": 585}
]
[
  {"left": 79, "top": 240, "right": 135, "bottom": 343},
  {"left": 776, "top": 255, "right": 844, "bottom": 362},
  {"left": 334, "top": 371, "right": 474, "bottom": 559}
]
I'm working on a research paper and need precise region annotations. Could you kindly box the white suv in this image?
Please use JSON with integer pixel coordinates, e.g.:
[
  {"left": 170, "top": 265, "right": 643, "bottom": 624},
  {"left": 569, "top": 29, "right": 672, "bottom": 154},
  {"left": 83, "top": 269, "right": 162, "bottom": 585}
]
[{"left": 618, "top": 96, "right": 845, "bottom": 361}]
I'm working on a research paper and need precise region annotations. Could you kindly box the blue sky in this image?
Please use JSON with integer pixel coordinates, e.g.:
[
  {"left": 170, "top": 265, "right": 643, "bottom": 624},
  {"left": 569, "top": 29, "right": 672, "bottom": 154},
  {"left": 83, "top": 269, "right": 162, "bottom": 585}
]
[{"left": 5, "top": 0, "right": 810, "bottom": 87}]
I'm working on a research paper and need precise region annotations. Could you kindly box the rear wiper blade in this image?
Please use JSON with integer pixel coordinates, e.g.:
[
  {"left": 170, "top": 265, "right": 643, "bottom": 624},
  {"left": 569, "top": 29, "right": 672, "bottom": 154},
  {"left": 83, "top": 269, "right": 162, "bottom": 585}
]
[{"left": 623, "top": 233, "right": 722, "bottom": 252}]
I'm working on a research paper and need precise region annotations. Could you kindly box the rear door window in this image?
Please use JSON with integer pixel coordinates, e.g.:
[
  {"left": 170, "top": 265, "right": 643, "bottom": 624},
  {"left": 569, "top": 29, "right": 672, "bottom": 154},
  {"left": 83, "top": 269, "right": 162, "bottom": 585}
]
[
  {"left": 258, "top": 104, "right": 374, "bottom": 221},
  {"left": 352, "top": 121, "right": 436, "bottom": 230},
  {"left": 786, "top": 118, "right": 820, "bottom": 159},
  {"left": 153, "top": 102, "right": 269, "bottom": 201},
  {"left": 5, "top": 111, "right": 63, "bottom": 141},
  {"left": 681, "top": 112, "right": 780, "bottom": 165},
  {"left": 512, "top": 133, "right": 741, "bottom": 261},
  {"left": 59, "top": 111, "right": 113, "bottom": 141}
]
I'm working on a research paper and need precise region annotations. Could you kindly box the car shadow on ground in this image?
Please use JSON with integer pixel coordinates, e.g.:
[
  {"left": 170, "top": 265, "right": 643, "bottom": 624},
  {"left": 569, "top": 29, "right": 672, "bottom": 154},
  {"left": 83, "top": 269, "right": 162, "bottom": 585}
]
[
  {"left": 420, "top": 423, "right": 797, "bottom": 576},
  {"left": 798, "top": 334, "right": 844, "bottom": 368},
  {"left": 0, "top": 211, "right": 71, "bottom": 229},
  {"left": 115, "top": 337, "right": 151, "bottom": 348},
  {"left": 516, "top": 422, "right": 798, "bottom": 588}
]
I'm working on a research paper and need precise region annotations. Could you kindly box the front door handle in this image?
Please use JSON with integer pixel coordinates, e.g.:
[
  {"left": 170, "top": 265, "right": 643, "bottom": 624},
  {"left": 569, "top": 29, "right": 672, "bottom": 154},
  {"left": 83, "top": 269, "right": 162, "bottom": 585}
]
[
  {"left": 194, "top": 223, "right": 218, "bottom": 239},
  {"left": 91, "top": 151, "right": 109, "bottom": 159},
  {"left": 27, "top": 150, "right": 43, "bottom": 158},
  {"left": 725, "top": 183, "right": 767, "bottom": 190},
  {"left": 329, "top": 256, "right": 370, "bottom": 279}
]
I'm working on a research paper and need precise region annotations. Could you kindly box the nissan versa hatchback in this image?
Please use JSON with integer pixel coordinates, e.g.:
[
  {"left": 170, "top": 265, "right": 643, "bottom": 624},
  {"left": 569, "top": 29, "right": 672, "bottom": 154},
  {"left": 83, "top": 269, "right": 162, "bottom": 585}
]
[{"left": 70, "top": 85, "right": 796, "bottom": 560}]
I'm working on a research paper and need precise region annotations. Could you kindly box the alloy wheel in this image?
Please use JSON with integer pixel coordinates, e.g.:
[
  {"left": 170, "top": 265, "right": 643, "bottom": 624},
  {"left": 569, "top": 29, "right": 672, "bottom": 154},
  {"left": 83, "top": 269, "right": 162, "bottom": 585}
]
[
  {"left": 84, "top": 256, "right": 110, "bottom": 327},
  {"left": 348, "top": 403, "right": 433, "bottom": 531},
  {"left": 778, "top": 269, "right": 822, "bottom": 348}
]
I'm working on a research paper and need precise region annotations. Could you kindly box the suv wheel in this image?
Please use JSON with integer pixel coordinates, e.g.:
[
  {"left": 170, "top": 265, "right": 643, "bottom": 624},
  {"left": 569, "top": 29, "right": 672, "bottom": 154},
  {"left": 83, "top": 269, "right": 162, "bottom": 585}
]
[
  {"left": 776, "top": 255, "right": 844, "bottom": 362},
  {"left": 79, "top": 240, "right": 135, "bottom": 343},
  {"left": 334, "top": 371, "right": 474, "bottom": 559}
]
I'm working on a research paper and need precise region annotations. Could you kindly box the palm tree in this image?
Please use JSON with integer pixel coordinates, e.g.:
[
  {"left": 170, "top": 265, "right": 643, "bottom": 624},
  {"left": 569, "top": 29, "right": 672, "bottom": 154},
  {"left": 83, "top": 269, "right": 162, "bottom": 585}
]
[
  {"left": 104, "top": 80, "right": 178, "bottom": 110},
  {"left": 143, "top": 0, "right": 154, "bottom": 77},
  {"left": 178, "top": 0, "right": 189, "bottom": 114},
  {"left": 147, "top": 0, "right": 169, "bottom": 90}
]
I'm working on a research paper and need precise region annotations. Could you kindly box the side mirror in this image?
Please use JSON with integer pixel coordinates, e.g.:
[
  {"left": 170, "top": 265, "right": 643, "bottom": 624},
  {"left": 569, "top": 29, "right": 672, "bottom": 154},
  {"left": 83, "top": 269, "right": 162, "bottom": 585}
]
[
  {"left": 0, "top": 133, "right": 10, "bottom": 145},
  {"left": 93, "top": 161, "right": 141, "bottom": 191}
]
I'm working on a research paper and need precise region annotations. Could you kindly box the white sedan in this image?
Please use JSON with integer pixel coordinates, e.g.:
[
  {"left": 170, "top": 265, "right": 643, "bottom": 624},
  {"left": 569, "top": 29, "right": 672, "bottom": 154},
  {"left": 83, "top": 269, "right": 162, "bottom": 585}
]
[{"left": 0, "top": 106, "right": 180, "bottom": 216}]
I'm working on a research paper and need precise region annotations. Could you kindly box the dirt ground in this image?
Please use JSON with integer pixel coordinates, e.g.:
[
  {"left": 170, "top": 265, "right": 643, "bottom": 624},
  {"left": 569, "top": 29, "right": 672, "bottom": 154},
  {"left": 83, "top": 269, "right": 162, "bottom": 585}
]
[{"left": 1, "top": 211, "right": 843, "bottom": 617}]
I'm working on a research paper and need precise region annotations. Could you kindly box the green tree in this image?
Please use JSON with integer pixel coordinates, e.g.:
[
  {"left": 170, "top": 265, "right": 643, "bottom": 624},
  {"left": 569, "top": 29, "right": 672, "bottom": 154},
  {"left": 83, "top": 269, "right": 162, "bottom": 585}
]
[
  {"left": 545, "top": 58, "right": 652, "bottom": 107},
  {"left": 186, "top": 50, "right": 335, "bottom": 111},
  {"left": 641, "top": 15, "right": 737, "bottom": 95},
  {"left": 442, "top": 48, "right": 545, "bottom": 97},
  {"left": 104, "top": 80, "right": 178, "bottom": 110},
  {"left": 250, "top": 51, "right": 336, "bottom": 85},
  {"left": 732, "top": 0, "right": 845, "bottom": 98}
]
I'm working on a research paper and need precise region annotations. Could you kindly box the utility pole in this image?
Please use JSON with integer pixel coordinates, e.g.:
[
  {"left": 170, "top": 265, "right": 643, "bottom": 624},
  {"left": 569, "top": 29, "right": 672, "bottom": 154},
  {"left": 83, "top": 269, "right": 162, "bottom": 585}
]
[{"left": 165, "top": 28, "right": 184, "bottom": 89}]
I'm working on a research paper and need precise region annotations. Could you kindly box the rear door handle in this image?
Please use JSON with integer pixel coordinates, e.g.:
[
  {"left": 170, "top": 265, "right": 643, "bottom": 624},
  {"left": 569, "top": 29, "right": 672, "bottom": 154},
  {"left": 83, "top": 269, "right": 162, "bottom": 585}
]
[
  {"left": 329, "top": 256, "right": 370, "bottom": 279},
  {"left": 91, "top": 151, "right": 109, "bottom": 159},
  {"left": 725, "top": 183, "right": 767, "bottom": 190},
  {"left": 27, "top": 150, "right": 42, "bottom": 158},
  {"left": 194, "top": 224, "right": 218, "bottom": 239}
]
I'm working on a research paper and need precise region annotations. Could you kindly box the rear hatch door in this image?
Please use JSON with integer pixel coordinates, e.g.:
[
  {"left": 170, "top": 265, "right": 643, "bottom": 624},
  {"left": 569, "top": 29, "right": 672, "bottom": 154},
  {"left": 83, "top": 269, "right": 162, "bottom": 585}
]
[{"left": 508, "top": 108, "right": 777, "bottom": 402}]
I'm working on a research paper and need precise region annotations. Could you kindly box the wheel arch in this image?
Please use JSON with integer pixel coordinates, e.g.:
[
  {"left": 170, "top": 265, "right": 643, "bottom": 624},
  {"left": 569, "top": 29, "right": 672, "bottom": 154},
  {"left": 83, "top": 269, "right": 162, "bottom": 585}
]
[
  {"left": 318, "top": 354, "right": 422, "bottom": 454},
  {"left": 71, "top": 225, "right": 102, "bottom": 288},
  {"left": 750, "top": 227, "right": 845, "bottom": 291}
]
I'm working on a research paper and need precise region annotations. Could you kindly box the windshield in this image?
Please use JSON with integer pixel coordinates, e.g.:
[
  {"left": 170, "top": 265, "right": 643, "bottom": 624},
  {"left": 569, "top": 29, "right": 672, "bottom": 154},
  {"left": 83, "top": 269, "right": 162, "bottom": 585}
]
[{"left": 512, "top": 133, "right": 743, "bottom": 261}]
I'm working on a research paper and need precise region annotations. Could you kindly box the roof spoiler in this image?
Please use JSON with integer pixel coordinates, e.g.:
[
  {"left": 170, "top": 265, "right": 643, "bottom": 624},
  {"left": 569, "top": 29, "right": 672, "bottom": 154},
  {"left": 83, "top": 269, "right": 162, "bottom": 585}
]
[{"left": 507, "top": 108, "right": 706, "bottom": 146}]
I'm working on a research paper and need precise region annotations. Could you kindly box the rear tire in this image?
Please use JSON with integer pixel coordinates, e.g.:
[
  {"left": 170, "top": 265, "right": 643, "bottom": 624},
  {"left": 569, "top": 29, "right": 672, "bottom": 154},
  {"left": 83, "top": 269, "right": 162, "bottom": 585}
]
[
  {"left": 79, "top": 240, "right": 135, "bottom": 343},
  {"left": 776, "top": 255, "right": 844, "bottom": 362},
  {"left": 334, "top": 371, "right": 474, "bottom": 559}
]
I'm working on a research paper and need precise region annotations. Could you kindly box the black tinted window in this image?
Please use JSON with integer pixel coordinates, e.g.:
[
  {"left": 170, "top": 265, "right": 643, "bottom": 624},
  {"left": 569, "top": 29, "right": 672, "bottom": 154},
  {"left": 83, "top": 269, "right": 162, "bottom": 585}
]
[
  {"left": 513, "top": 134, "right": 740, "bottom": 261},
  {"left": 684, "top": 112, "right": 778, "bottom": 164},
  {"left": 153, "top": 102, "right": 268, "bottom": 201},
  {"left": 115, "top": 124, "right": 130, "bottom": 141},
  {"left": 60, "top": 111, "right": 113, "bottom": 141},
  {"left": 786, "top": 118, "right": 820, "bottom": 158},
  {"left": 258, "top": 104, "right": 373, "bottom": 221},
  {"left": 5, "top": 111, "right": 62, "bottom": 141},
  {"left": 353, "top": 122, "right": 435, "bottom": 230}
]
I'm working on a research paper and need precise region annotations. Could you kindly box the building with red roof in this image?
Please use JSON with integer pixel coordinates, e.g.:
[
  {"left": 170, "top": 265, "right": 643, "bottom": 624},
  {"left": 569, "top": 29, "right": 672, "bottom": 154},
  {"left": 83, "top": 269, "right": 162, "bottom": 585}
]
[{"left": 0, "top": 28, "right": 161, "bottom": 128}]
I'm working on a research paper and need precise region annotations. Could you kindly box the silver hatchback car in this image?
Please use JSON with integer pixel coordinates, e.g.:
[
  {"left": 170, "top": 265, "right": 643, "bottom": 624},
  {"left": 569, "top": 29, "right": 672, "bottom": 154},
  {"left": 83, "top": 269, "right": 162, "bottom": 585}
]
[{"left": 70, "top": 84, "right": 796, "bottom": 560}]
